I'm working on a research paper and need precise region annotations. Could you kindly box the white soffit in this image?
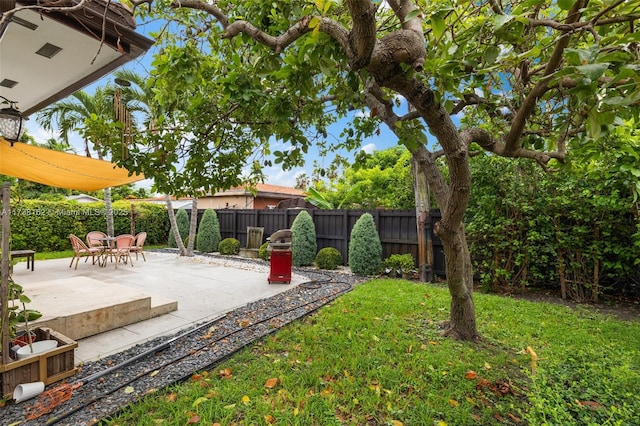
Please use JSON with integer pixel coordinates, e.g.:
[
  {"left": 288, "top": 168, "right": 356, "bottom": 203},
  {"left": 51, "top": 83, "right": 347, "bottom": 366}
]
[{"left": 0, "top": 9, "right": 122, "bottom": 117}]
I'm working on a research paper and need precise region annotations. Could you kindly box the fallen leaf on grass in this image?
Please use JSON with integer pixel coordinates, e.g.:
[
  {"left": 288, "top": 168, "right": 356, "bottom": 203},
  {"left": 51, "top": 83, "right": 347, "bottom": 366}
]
[
  {"left": 192, "top": 396, "right": 208, "bottom": 408},
  {"left": 265, "top": 378, "right": 279, "bottom": 388},
  {"left": 508, "top": 412, "right": 522, "bottom": 423},
  {"left": 577, "top": 400, "right": 604, "bottom": 410},
  {"left": 392, "top": 421, "right": 404, "bottom": 426},
  {"left": 448, "top": 399, "right": 459, "bottom": 407},
  {"left": 218, "top": 368, "right": 232, "bottom": 379},
  {"left": 186, "top": 413, "right": 200, "bottom": 424},
  {"left": 241, "top": 395, "right": 251, "bottom": 405},
  {"left": 264, "top": 414, "right": 276, "bottom": 424},
  {"left": 526, "top": 346, "right": 537, "bottom": 376},
  {"left": 465, "top": 370, "right": 478, "bottom": 380},
  {"left": 166, "top": 392, "right": 178, "bottom": 402}
]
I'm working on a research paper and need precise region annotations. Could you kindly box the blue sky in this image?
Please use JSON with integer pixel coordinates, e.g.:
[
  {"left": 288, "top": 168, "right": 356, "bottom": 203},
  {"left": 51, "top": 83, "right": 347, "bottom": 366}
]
[{"left": 26, "top": 16, "right": 402, "bottom": 192}]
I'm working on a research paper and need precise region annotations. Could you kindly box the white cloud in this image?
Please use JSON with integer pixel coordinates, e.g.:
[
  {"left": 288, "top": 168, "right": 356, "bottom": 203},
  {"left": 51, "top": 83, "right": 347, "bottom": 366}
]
[
  {"left": 263, "top": 166, "right": 308, "bottom": 188},
  {"left": 361, "top": 143, "right": 376, "bottom": 154}
]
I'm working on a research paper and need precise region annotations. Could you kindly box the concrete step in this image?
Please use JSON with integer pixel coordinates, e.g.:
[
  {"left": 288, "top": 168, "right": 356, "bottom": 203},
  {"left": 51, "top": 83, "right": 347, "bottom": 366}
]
[{"left": 21, "top": 277, "right": 178, "bottom": 340}]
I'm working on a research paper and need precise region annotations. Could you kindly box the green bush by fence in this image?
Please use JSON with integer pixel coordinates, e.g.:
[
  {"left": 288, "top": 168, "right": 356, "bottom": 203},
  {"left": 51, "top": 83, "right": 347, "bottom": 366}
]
[
  {"left": 196, "top": 208, "right": 221, "bottom": 253},
  {"left": 168, "top": 208, "right": 189, "bottom": 248},
  {"left": 348, "top": 213, "right": 383, "bottom": 276},
  {"left": 465, "top": 156, "right": 639, "bottom": 302},
  {"left": 291, "top": 210, "right": 317, "bottom": 267}
]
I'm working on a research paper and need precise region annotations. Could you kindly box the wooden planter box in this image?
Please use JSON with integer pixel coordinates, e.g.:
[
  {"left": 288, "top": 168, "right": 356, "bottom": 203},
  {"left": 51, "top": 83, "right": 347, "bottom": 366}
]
[{"left": 0, "top": 327, "right": 78, "bottom": 398}]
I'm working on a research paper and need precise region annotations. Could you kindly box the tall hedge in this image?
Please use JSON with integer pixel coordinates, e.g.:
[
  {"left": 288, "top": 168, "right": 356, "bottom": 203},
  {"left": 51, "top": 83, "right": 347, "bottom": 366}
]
[
  {"left": 168, "top": 208, "right": 189, "bottom": 248},
  {"left": 8, "top": 199, "right": 169, "bottom": 251},
  {"left": 465, "top": 155, "right": 638, "bottom": 302},
  {"left": 291, "top": 210, "right": 317, "bottom": 267},
  {"left": 196, "top": 208, "right": 221, "bottom": 252},
  {"left": 348, "top": 213, "right": 382, "bottom": 276}
]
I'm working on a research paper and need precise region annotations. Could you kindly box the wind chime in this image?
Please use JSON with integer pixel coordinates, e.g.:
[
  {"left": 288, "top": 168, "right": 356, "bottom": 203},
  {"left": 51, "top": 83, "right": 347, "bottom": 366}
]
[{"left": 113, "top": 85, "right": 133, "bottom": 160}]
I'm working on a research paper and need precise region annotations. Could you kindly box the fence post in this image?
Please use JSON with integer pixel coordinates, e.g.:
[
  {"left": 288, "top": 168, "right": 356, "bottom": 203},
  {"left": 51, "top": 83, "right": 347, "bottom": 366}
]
[{"left": 413, "top": 158, "right": 434, "bottom": 282}]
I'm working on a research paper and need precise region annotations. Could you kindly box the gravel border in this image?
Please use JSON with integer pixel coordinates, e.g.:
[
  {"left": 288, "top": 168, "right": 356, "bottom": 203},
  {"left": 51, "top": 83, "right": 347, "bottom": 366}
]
[{"left": 2, "top": 251, "right": 367, "bottom": 425}]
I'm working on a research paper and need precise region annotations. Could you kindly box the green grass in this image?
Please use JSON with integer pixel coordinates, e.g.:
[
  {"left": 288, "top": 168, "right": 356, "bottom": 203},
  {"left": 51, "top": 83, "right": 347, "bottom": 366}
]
[{"left": 104, "top": 279, "right": 640, "bottom": 425}]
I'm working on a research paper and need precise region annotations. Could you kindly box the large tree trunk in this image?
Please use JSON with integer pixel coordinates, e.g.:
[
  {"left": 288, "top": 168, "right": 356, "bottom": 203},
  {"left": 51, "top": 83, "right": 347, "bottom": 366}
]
[
  {"left": 363, "top": 77, "right": 480, "bottom": 341},
  {"left": 437, "top": 223, "right": 478, "bottom": 341}
]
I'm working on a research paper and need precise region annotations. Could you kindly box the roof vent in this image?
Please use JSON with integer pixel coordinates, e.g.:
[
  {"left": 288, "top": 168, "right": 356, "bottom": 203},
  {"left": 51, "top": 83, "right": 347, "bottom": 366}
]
[
  {"left": 36, "top": 43, "right": 62, "bottom": 59},
  {"left": 0, "top": 79, "right": 18, "bottom": 88},
  {"left": 12, "top": 16, "right": 38, "bottom": 31}
]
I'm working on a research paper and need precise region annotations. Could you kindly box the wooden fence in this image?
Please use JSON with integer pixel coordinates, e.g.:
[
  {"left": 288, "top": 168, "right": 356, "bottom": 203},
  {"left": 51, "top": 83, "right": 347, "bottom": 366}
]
[{"left": 196, "top": 208, "right": 445, "bottom": 277}]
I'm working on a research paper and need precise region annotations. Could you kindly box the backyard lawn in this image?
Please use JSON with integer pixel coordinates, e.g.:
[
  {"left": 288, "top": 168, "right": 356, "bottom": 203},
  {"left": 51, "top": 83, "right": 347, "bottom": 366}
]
[{"left": 105, "top": 278, "right": 640, "bottom": 425}]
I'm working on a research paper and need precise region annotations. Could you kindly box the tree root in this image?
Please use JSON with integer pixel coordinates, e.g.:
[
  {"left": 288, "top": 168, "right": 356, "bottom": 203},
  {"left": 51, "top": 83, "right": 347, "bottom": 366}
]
[{"left": 439, "top": 320, "right": 480, "bottom": 342}]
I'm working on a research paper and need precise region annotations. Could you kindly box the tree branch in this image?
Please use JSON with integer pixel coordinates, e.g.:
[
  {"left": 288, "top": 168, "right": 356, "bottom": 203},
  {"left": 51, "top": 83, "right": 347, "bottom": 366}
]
[
  {"left": 345, "top": 0, "right": 377, "bottom": 69},
  {"left": 504, "top": 0, "right": 586, "bottom": 153},
  {"left": 461, "top": 127, "right": 566, "bottom": 164}
]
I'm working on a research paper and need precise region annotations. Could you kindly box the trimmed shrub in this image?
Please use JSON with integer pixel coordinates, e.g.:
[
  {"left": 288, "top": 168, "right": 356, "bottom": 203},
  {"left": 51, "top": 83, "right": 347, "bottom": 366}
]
[
  {"left": 315, "top": 247, "right": 343, "bottom": 270},
  {"left": 168, "top": 208, "right": 189, "bottom": 248},
  {"left": 259, "top": 242, "right": 270, "bottom": 261},
  {"left": 291, "top": 210, "right": 317, "bottom": 267},
  {"left": 196, "top": 209, "right": 221, "bottom": 252},
  {"left": 219, "top": 238, "right": 240, "bottom": 255},
  {"left": 349, "top": 213, "right": 383, "bottom": 276},
  {"left": 384, "top": 253, "right": 415, "bottom": 277}
]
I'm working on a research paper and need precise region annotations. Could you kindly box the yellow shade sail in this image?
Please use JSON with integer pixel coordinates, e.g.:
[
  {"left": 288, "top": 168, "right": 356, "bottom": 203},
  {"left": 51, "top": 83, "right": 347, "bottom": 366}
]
[{"left": 0, "top": 138, "right": 144, "bottom": 191}]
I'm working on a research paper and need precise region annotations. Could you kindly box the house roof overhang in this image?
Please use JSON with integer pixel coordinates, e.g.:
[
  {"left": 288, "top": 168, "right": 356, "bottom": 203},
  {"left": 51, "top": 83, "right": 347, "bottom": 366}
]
[{"left": 0, "top": 0, "right": 154, "bottom": 116}]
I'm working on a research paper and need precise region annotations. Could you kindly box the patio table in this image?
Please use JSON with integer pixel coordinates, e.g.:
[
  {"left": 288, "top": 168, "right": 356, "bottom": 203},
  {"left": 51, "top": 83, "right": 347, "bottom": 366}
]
[{"left": 97, "top": 237, "right": 116, "bottom": 266}]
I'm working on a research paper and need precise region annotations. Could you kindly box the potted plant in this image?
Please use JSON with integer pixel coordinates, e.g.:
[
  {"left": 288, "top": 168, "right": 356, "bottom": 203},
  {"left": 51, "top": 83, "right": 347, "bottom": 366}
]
[{"left": 1, "top": 278, "right": 42, "bottom": 355}]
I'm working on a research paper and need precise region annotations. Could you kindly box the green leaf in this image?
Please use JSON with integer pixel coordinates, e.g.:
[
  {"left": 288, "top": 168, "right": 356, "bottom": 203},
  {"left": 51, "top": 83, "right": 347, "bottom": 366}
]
[
  {"left": 430, "top": 14, "right": 446, "bottom": 39},
  {"left": 404, "top": 9, "right": 421, "bottom": 23},
  {"left": 557, "top": 0, "right": 575, "bottom": 10},
  {"left": 309, "top": 16, "right": 320, "bottom": 29},
  {"left": 493, "top": 14, "right": 513, "bottom": 30},
  {"left": 587, "top": 113, "right": 601, "bottom": 139},
  {"left": 576, "top": 63, "right": 609, "bottom": 81},
  {"left": 484, "top": 46, "right": 500, "bottom": 65}
]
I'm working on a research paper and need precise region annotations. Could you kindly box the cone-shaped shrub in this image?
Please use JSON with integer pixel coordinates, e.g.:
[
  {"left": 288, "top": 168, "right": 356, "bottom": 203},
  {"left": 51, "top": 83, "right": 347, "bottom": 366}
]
[
  {"left": 291, "top": 210, "right": 317, "bottom": 267},
  {"left": 348, "top": 213, "right": 383, "bottom": 275},
  {"left": 168, "top": 208, "right": 189, "bottom": 248},
  {"left": 196, "top": 208, "right": 221, "bottom": 252}
]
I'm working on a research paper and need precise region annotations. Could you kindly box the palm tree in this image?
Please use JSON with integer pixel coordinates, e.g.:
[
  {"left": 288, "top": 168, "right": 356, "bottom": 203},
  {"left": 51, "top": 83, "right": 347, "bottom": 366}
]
[
  {"left": 37, "top": 86, "right": 118, "bottom": 236},
  {"left": 109, "top": 69, "right": 198, "bottom": 256}
]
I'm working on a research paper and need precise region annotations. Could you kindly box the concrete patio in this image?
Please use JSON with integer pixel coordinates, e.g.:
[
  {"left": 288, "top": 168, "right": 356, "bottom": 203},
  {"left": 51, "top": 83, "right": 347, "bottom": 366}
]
[{"left": 10, "top": 251, "right": 304, "bottom": 364}]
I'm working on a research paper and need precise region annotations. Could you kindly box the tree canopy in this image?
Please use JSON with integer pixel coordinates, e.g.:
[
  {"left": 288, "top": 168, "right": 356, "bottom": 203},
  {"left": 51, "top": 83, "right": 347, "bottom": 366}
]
[{"left": 95, "top": 0, "right": 639, "bottom": 340}]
